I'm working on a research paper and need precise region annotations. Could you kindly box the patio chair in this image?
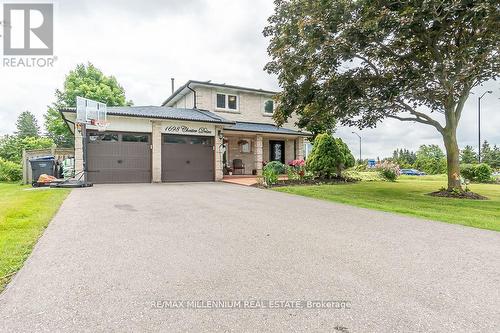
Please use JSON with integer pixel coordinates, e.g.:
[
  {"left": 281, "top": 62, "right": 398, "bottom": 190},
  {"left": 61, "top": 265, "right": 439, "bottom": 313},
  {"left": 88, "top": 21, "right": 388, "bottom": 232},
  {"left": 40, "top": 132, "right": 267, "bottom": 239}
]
[{"left": 233, "top": 159, "right": 245, "bottom": 175}]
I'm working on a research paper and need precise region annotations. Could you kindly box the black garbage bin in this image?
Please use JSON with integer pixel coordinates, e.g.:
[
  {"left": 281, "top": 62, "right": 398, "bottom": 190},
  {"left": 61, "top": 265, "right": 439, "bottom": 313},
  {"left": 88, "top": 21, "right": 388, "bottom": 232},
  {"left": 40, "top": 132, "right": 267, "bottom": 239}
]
[{"left": 29, "top": 156, "right": 55, "bottom": 184}]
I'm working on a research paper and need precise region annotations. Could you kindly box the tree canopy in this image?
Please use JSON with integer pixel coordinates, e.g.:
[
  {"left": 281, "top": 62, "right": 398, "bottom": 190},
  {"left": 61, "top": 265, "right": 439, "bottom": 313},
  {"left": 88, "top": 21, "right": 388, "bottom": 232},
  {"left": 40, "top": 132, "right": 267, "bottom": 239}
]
[
  {"left": 265, "top": 0, "right": 500, "bottom": 191},
  {"left": 414, "top": 144, "right": 447, "bottom": 175},
  {"left": 460, "top": 145, "right": 477, "bottom": 164},
  {"left": 15, "top": 111, "right": 39, "bottom": 139},
  {"left": 44, "top": 63, "right": 132, "bottom": 147}
]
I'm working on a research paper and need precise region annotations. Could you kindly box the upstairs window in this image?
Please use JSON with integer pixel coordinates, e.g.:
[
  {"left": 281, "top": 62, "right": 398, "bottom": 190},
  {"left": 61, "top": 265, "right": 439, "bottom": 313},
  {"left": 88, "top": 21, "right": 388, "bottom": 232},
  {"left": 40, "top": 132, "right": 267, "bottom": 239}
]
[
  {"left": 264, "top": 100, "right": 274, "bottom": 114},
  {"left": 216, "top": 93, "right": 238, "bottom": 111},
  {"left": 216, "top": 94, "right": 226, "bottom": 109},
  {"left": 228, "top": 95, "right": 237, "bottom": 110}
]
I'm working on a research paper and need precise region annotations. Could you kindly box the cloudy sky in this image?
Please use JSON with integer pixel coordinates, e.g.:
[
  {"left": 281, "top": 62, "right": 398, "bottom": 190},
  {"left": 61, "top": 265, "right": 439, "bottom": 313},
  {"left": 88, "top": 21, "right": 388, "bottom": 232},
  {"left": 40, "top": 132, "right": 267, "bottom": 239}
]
[{"left": 0, "top": 0, "right": 498, "bottom": 158}]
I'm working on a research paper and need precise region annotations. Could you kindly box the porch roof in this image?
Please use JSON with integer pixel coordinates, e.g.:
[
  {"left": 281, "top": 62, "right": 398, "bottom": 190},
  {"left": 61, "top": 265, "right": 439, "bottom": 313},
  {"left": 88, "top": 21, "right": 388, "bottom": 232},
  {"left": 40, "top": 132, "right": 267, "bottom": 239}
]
[{"left": 224, "top": 122, "right": 311, "bottom": 136}]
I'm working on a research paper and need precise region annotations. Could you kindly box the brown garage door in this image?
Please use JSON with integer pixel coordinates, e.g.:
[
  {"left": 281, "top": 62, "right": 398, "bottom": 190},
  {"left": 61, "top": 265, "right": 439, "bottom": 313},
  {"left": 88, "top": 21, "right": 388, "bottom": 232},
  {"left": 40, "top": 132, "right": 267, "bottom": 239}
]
[
  {"left": 87, "top": 131, "right": 151, "bottom": 183},
  {"left": 161, "top": 135, "right": 214, "bottom": 182}
]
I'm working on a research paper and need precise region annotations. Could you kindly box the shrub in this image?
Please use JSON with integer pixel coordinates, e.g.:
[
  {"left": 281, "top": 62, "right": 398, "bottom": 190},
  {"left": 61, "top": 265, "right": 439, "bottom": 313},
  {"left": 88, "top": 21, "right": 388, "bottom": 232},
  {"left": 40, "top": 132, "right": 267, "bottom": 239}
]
[
  {"left": 343, "top": 169, "right": 382, "bottom": 182},
  {"left": 0, "top": 158, "right": 22, "bottom": 182},
  {"left": 460, "top": 164, "right": 476, "bottom": 181},
  {"left": 287, "top": 159, "right": 306, "bottom": 180},
  {"left": 306, "top": 134, "right": 355, "bottom": 179},
  {"left": 474, "top": 163, "right": 492, "bottom": 183},
  {"left": 262, "top": 165, "right": 278, "bottom": 186},
  {"left": 460, "top": 163, "right": 492, "bottom": 183},
  {"left": 376, "top": 161, "right": 400, "bottom": 181},
  {"left": 264, "top": 161, "right": 286, "bottom": 174}
]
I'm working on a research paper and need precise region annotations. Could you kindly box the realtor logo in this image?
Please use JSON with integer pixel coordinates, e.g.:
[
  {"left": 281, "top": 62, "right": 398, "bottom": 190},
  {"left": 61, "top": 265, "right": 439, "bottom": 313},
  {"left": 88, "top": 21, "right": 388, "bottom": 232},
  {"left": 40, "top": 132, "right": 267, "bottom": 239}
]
[{"left": 2, "top": 3, "right": 53, "bottom": 55}]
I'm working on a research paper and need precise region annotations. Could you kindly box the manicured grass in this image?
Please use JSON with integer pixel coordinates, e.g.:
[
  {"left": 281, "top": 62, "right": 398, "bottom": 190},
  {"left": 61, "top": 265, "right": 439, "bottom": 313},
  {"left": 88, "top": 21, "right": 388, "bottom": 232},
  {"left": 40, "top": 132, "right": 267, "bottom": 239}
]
[
  {"left": 275, "top": 175, "right": 500, "bottom": 231},
  {"left": 0, "top": 183, "right": 70, "bottom": 292}
]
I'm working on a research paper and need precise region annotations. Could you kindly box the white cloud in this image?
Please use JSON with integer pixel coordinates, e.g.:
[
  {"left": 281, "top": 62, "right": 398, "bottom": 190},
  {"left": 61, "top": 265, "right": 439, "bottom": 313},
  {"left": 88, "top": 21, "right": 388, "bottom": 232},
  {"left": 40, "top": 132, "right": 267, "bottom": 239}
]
[{"left": 0, "top": 0, "right": 498, "bottom": 158}]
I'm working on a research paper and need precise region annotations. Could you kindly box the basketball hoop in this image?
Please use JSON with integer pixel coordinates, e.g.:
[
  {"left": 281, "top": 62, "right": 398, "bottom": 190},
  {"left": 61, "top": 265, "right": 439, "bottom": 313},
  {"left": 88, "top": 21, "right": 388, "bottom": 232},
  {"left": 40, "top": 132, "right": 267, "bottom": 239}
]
[{"left": 93, "top": 120, "right": 109, "bottom": 132}]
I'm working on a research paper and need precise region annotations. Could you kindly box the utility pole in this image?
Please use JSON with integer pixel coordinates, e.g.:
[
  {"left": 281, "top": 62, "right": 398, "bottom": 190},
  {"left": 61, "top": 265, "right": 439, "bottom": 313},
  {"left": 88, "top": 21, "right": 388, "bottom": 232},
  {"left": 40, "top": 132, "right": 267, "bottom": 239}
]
[
  {"left": 352, "top": 131, "right": 361, "bottom": 163},
  {"left": 478, "top": 90, "right": 492, "bottom": 162}
]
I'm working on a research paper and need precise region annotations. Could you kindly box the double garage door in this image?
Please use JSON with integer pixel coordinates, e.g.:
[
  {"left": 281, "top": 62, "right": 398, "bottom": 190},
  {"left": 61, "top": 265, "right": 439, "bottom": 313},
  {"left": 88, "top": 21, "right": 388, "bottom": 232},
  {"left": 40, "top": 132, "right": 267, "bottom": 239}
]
[{"left": 87, "top": 131, "right": 214, "bottom": 183}]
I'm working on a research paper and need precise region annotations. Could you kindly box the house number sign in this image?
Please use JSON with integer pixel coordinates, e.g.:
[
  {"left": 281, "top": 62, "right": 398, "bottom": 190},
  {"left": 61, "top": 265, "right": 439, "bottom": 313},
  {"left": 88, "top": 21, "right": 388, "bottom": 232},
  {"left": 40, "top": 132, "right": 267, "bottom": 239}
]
[{"left": 164, "top": 125, "right": 213, "bottom": 135}]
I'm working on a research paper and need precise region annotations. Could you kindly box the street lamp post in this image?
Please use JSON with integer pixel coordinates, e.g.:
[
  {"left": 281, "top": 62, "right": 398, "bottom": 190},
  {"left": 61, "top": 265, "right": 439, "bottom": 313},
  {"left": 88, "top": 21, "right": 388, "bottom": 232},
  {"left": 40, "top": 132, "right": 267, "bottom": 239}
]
[
  {"left": 352, "top": 131, "right": 361, "bottom": 163},
  {"left": 478, "top": 90, "right": 492, "bottom": 162}
]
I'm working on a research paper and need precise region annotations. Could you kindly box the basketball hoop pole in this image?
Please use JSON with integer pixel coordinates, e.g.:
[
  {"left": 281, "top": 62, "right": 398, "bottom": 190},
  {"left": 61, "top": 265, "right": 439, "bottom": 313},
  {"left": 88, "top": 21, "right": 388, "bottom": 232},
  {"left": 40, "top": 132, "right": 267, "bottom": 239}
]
[{"left": 81, "top": 122, "right": 88, "bottom": 186}]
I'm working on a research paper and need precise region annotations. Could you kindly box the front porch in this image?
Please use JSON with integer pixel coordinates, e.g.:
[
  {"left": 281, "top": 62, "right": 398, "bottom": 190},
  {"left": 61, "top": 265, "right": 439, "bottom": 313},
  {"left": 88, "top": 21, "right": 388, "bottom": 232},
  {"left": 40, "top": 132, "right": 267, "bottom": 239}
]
[{"left": 222, "top": 132, "right": 305, "bottom": 176}]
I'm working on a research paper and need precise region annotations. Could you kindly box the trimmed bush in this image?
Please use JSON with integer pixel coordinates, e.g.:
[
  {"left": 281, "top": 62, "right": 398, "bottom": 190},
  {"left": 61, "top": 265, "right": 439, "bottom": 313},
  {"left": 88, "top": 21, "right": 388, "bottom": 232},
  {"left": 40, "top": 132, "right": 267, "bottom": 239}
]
[
  {"left": 460, "top": 163, "right": 492, "bottom": 183},
  {"left": 306, "top": 134, "right": 355, "bottom": 179},
  {"left": 474, "top": 163, "right": 493, "bottom": 183},
  {"left": 0, "top": 158, "right": 22, "bottom": 182}
]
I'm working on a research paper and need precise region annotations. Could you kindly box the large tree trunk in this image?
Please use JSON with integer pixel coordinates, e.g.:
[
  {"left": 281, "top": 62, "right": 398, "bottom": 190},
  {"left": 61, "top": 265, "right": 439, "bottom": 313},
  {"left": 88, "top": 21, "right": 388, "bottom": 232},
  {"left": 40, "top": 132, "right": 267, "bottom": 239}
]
[{"left": 442, "top": 127, "right": 462, "bottom": 191}]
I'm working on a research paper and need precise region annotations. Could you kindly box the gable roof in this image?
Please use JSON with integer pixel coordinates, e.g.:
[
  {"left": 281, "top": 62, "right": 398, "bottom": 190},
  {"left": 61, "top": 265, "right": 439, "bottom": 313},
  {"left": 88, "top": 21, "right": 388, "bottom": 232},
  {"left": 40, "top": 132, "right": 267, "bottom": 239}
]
[
  {"left": 162, "top": 80, "right": 278, "bottom": 107},
  {"left": 60, "top": 106, "right": 234, "bottom": 125}
]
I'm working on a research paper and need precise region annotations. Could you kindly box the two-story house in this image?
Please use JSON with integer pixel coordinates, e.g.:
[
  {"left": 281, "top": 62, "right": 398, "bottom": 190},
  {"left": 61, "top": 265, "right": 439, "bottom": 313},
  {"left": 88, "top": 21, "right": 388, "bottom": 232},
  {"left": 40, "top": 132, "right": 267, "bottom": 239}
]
[{"left": 61, "top": 80, "right": 310, "bottom": 184}]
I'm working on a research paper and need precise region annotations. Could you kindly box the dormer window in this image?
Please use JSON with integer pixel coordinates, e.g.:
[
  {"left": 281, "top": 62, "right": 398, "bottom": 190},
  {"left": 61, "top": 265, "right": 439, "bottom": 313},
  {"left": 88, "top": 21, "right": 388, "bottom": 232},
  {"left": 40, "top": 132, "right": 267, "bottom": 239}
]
[
  {"left": 264, "top": 99, "right": 274, "bottom": 114},
  {"left": 216, "top": 93, "right": 238, "bottom": 111}
]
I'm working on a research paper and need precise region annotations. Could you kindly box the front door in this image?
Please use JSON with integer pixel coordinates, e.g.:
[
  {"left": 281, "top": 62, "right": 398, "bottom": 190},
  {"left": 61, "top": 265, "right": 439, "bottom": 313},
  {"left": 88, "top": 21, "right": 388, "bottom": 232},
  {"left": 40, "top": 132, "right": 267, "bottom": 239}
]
[{"left": 269, "top": 140, "right": 285, "bottom": 164}]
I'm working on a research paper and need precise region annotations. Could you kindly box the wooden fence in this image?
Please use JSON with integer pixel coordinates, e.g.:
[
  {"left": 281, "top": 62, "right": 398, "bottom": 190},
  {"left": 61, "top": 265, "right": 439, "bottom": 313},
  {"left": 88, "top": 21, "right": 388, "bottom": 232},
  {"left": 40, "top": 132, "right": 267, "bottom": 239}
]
[{"left": 22, "top": 147, "right": 74, "bottom": 184}]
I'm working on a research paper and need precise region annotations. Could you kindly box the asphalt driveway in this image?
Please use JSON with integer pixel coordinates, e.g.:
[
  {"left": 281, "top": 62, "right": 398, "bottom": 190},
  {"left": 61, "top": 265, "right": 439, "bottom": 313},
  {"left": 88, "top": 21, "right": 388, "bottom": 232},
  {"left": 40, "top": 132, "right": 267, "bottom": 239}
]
[{"left": 1, "top": 183, "right": 499, "bottom": 332}]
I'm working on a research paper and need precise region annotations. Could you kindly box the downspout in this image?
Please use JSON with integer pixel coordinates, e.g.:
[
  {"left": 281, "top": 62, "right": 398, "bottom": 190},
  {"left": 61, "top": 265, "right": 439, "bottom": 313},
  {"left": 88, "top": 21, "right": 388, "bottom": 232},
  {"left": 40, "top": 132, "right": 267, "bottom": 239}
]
[{"left": 186, "top": 83, "right": 197, "bottom": 109}]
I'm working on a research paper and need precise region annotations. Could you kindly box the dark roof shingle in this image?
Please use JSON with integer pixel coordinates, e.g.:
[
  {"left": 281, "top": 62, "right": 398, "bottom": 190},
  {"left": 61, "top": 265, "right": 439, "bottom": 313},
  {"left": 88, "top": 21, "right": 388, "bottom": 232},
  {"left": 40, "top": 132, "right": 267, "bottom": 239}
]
[
  {"left": 61, "top": 106, "right": 234, "bottom": 124},
  {"left": 224, "top": 122, "right": 310, "bottom": 136}
]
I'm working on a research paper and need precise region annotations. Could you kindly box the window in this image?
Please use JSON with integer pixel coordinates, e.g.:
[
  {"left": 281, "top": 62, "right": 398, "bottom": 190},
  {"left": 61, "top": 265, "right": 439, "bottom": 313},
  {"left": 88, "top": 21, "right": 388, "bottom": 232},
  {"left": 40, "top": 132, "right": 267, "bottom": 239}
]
[
  {"left": 164, "top": 135, "right": 187, "bottom": 144},
  {"left": 164, "top": 135, "right": 213, "bottom": 145},
  {"left": 238, "top": 139, "right": 252, "bottom": 153},
  {"left": 216, "top": 93, "right": 238, "bottom": 111},
  {"left": 264, "top": 100, "right": 274, "bottom": 114},
  {"left": 216, "top": 94, "right": 226, "bottom": 108},
  {"left": 228, "top": 95, "right": 237, "bottom": 110},
  {"left": 89, "top": 133, "right": 118, "bottom": 142},
  {"left": 122, "top": 134, "right": 149, "bottom": 142}
]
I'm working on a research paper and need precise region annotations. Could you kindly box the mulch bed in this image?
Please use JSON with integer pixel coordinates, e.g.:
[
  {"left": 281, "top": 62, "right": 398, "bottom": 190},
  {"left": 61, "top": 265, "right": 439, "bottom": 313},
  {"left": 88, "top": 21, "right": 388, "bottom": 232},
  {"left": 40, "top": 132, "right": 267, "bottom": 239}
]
[
  {"left": 427, "top": 190, "right": 488, "bottom": 200},
  {"left": 253, "top": 177, "right": 356, "bottom": 189}
]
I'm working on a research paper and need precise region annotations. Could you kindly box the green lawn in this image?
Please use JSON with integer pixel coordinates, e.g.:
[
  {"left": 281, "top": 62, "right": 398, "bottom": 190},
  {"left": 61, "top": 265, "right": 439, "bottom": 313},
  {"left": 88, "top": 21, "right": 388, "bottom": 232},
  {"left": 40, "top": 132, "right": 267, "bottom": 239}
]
[
  {"left": 0, "top": 183, "right": 70, "bottom": 292},
  {"left": 275, "top": 175, "right": 500, "bottom": 231}
]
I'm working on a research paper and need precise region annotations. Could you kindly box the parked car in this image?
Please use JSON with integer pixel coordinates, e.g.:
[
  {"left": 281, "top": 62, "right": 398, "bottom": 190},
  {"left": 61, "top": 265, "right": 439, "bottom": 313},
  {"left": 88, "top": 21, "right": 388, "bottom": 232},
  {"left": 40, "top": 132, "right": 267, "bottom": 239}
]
[{"left": 400, "top": 169, "right": 426, "bottom": 176}]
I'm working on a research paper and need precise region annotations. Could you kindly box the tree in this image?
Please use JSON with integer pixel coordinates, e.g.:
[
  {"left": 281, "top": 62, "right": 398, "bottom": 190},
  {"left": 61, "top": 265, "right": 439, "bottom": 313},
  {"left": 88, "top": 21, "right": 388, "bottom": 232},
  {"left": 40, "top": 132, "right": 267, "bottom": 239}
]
[
  {"left": 392, "top": 148, "right": 416, "bottom": 168},
  {"left": 0, "top": 135, "right": 54, "bottom": 163},
  {"left": 306, "top": 133, "right": 355, "bottom": 178},
  {"left": 44, "top": 63, "right": 133, "bottom": 147},
  {"left": 460, "top": 145, "right": 477, "bottom": 164},
  {"left": 480, "top": 140, "right": 492, "bottom": 164},
  {"left": 264, "top": 0, "right": 500, "bottom": 191},
  {"left": 15, "top": 111, "right": 39, "bottom": 138},
  {"left": 491, "top": 145, "right": 500, "bottom": 169},
  {"left": 414, "top": 144, "right": 447, "bottom": 175}
]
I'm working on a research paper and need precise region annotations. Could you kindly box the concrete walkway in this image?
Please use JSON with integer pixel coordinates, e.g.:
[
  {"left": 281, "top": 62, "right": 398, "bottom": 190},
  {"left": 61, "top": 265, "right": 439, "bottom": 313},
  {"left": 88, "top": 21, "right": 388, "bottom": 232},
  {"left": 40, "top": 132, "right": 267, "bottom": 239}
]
[
  {"left": 222, "top": 175, "right": 287, "bottom": 186},
  {"left": 1, "top": 183, "right": 499, "bottom": 332}
]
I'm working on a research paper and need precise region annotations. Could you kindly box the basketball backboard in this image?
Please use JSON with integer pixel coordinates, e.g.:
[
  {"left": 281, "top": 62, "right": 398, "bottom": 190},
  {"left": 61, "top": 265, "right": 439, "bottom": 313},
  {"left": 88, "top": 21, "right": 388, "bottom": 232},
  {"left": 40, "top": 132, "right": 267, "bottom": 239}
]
[{"left": 76, "top": 96, "right": 107, "bottom": 128}]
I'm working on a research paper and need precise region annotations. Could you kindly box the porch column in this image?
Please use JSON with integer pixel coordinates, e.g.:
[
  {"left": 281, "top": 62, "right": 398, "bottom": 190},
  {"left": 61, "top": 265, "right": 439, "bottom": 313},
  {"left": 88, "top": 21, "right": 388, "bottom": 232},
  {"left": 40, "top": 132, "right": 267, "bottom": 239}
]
[
  {"left": 255, "top": 135, "right": 263, "bottom": 175},
  {"left": 74, "top": 124, "right": 84, "bottom": 176},
  {"left": 296, "top": 136, "right": 305, "bottom": 160},
  {"left": 215, "top": 126, "right": 224, "bottom": 181},
  {"left": 151, "top": 121, "right": 162, "bottom": 183}
]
